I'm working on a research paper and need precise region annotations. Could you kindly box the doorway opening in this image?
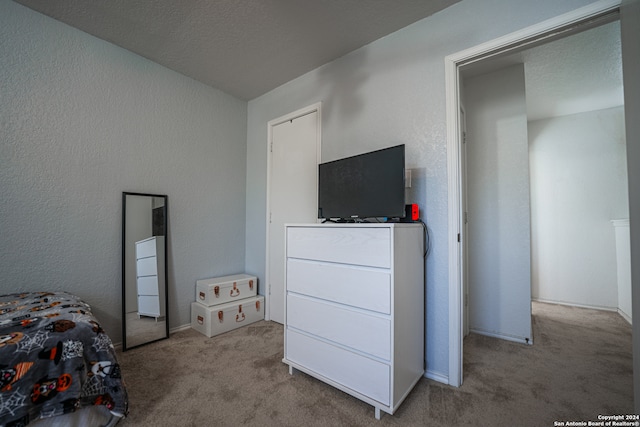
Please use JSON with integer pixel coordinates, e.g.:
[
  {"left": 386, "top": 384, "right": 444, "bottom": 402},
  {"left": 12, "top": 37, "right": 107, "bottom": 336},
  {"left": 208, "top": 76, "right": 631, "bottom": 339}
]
[{"left": 445, "top": 0, "right": 623, "bottom": 387}]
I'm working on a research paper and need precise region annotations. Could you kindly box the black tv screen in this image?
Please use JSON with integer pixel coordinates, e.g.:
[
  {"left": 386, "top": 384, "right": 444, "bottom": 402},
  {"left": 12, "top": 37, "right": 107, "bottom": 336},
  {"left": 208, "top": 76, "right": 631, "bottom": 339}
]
[{"left": 318, "top": 144, "right": 405, "bottom": 220}]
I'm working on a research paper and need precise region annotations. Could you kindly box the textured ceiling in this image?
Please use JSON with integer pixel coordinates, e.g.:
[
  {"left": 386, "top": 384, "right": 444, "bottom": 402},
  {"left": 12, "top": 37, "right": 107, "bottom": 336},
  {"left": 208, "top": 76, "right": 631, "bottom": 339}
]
[
  {"left": 522, "top": 20, "right": 623, "bottom": 121},
  {"left": 462, "top": 20, "right": 623, "bottom": 121},
  {"left": 14, "top": 0, "right": 460, "bottom": 100}
]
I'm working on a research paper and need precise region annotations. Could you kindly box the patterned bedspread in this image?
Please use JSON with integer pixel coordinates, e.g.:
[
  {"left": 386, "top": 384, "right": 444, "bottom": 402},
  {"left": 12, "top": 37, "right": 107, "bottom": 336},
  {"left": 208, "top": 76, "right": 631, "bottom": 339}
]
[{"left": 0, "top": 292, "right": 128, "bottom": 426}]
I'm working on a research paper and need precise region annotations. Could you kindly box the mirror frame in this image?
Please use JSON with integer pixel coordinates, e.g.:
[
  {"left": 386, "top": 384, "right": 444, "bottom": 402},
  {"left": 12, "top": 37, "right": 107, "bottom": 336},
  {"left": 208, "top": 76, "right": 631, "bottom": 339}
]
[{"left": 122, "top": 192, "right": 169, "bottom": 351}]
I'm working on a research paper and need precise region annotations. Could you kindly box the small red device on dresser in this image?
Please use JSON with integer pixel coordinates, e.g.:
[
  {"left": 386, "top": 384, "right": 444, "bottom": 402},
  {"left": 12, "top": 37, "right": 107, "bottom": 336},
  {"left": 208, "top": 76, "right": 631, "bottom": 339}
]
[{"left": 402, "top": 203, "right": 419, "bottom": 222}]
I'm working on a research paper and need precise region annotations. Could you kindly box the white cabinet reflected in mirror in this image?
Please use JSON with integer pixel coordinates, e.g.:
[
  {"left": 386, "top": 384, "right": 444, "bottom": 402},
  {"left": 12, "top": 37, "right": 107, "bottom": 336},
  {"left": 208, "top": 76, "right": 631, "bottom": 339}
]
[{"left": 122, "top": 192, "right": 169, "bottom": 350}]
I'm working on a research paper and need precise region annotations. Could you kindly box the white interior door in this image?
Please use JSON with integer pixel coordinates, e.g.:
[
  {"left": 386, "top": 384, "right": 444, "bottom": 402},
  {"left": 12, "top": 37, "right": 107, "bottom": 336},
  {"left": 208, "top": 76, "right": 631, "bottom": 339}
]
[
  {"left": 267, "top": 106, "right": 320, "bottom": 324},
  {"left": 464, "top": 64, "right": 532, "bottom": 344}
]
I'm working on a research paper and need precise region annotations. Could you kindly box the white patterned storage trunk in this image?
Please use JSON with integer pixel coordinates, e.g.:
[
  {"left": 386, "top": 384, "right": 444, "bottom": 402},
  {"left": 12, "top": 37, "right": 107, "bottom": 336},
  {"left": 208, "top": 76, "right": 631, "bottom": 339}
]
[
  {"left": 191, "top": 296, "right": 264, "bottom": 337},
  {"left": 196, "top": 273, "right": 257, "bottom": 306}
]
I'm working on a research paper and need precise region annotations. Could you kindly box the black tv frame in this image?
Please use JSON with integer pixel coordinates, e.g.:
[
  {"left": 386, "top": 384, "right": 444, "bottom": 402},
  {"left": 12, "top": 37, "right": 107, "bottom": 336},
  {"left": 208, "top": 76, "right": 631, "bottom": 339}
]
[{"left": 318, "top": 144, "right": 405, "bottom": 222}]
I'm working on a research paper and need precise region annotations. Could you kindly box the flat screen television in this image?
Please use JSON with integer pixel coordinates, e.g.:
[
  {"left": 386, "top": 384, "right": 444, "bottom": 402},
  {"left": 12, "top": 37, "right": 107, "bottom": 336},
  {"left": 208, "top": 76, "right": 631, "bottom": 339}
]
[{"left": 318, "top": 144, "right": 405, "bottom": 220}]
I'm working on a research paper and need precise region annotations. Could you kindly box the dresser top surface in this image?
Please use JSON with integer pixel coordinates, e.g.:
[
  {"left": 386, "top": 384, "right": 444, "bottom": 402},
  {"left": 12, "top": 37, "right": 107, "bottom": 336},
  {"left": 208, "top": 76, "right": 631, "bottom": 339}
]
[{"left": 285, "top": 222, "right": 422, "bottom": 229}]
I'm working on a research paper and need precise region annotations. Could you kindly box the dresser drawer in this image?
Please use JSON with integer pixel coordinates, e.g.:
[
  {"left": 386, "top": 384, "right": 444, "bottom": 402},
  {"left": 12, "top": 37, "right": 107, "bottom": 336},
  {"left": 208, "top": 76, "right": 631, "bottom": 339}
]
[
  {"left": 287, "top": 226, "right": 391, "bottom": 268},
  {"left": 287, "top": 258, "right": 391, "bottom": 314},
  {"left": 137, "top": 276, "right": 159, "bottom": 296},
  {"left": 287, "top": 294, "right": 390, "bottom": 360},
  {"left": 136, "top": 256, "right": 158, "bottom": 277},
  {"left": 286, "top": 329, "right": 390, "bottom": 405},
  {"left": 138, "top": 295, "right": 160, "bottom": 316},
  {"left": 136, "top": 237, "right": 158, "bottom": 259}
]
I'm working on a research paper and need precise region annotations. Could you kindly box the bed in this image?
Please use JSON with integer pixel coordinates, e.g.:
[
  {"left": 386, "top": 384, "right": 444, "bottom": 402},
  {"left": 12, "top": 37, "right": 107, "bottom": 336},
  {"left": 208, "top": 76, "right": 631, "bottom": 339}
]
[{"left": 0, "top": 292, "right": 128, "bottom": 427}]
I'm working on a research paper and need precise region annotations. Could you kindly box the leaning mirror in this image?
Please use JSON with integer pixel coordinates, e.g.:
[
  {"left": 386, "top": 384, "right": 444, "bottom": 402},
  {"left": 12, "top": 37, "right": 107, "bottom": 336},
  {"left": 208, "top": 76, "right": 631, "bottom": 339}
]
[{"left": 122, "top": 192, "right": 168, "bottom": 350}]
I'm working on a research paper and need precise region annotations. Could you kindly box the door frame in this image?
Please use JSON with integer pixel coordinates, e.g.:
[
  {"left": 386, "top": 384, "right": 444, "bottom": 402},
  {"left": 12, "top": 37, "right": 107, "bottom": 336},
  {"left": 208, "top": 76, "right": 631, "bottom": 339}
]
[
  {"left": 444, "top": 0, "right": 620, "bottom": 387},
  {"left": 460, "top": 105, "right": 469, "bottom": 338},
  {"left": 264, "top": 102, "right": 322, "bottom": 321}
]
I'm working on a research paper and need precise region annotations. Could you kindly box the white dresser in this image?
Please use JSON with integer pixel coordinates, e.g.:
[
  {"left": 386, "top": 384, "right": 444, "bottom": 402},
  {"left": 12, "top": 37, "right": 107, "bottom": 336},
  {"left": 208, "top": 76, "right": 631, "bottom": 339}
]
[
  {"left": 135, "top": 236, "right": 165, "bottom": 320},
  {"left": 283, "top": 223, "right": 424, "bottom": 419}
]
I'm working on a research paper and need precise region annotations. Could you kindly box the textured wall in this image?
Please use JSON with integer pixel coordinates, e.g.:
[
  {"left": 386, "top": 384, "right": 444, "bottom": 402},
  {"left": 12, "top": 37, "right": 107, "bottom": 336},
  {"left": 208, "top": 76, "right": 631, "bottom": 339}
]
[
  {"left": 529, "top": 107, "right": 627, "bottom": 309},
  {"left": 246, "top": 0, "right": 596, "bottom": 381},
  {"left": 0, "top": 0, "right": 248, "bottom": 342}
]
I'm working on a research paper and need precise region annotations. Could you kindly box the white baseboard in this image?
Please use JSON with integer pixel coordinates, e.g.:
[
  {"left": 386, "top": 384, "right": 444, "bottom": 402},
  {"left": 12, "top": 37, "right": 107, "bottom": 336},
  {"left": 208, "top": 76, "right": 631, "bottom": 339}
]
[
  {"left": 618, "top": 308, "right": 632, "bottom": 325},
  {"left": 469, "top": 328, "right": 532, "bottom": 345},
  {"left": 170, "top": 323, "right": 192, "bottom": 334},
  {"left": 534, "top": 298, "right": 632, "bottom": 325},
  {"left": 425, "top": 369, "right": 449, "bottom": 385},
  {"left": 113, "top": 323, "right": 192, "bottom": 350},
  {"left": 532, "top": 297, "right": 618, "bottom": 313}
]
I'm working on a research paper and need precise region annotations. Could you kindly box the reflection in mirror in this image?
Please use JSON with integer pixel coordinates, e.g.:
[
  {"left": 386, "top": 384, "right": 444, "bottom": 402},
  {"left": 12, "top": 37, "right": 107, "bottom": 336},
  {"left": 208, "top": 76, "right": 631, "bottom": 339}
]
[{"left": 122, "top": 192, "right": 168, "bottom": 350}]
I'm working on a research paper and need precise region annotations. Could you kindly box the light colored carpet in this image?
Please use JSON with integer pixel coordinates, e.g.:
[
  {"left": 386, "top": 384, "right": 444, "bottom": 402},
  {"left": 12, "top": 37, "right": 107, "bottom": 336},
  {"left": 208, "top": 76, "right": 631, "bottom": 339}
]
[{"left": 116, "top": 302, "right": 632, "bottom": 426}]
